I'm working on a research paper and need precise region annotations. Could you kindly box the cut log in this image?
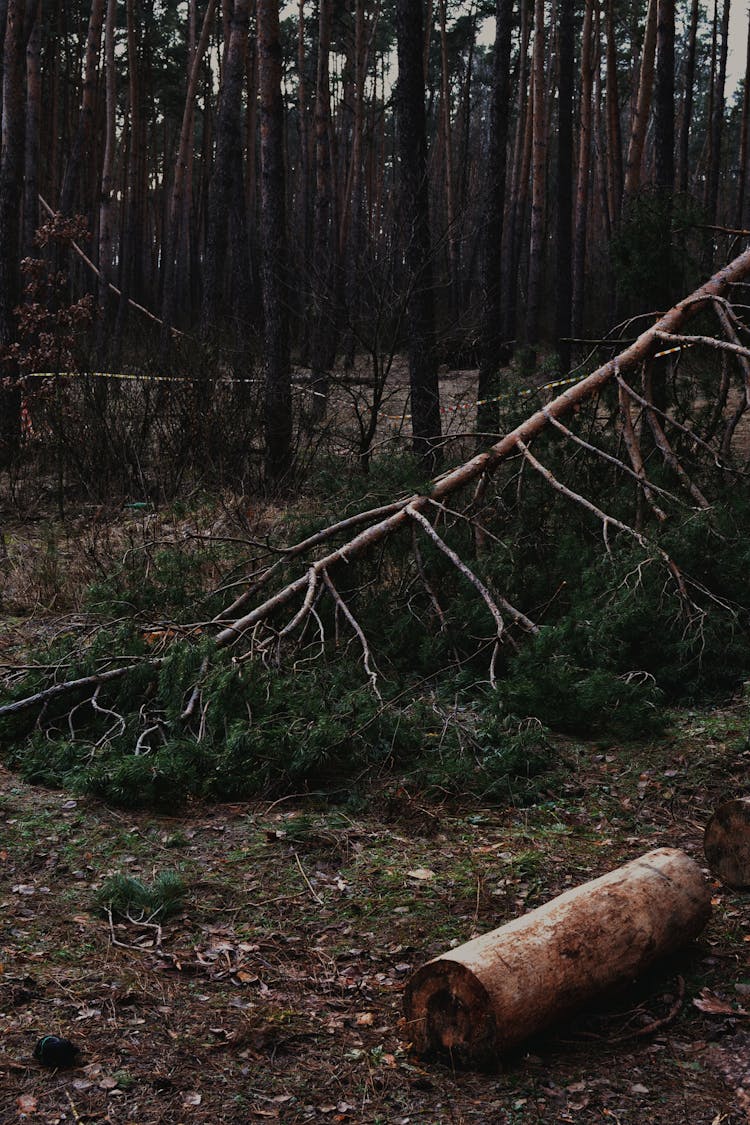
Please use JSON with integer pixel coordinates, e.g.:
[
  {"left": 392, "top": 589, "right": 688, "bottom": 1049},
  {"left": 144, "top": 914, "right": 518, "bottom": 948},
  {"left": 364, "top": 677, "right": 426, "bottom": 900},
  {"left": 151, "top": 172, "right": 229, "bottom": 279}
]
[
  {"left": 403, "top": 848, "right": 710, "bottom": 1068},
  {"left": 704, "top": 798, "right": 750, "bottom": 888}
]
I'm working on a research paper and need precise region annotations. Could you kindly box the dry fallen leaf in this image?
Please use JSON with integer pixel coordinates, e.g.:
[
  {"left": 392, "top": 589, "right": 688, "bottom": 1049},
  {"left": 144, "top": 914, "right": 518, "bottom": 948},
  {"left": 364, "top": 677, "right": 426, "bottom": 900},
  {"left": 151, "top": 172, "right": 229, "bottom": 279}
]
[
  {"left": 17, "top": 1094, "right": 37, "bottom": 1114},
  {"left": 407, "top": 868, "right": 435, "bottom": 881},
  {"left": 694, "top": 989, "right": 749, "bottom": 1017},
  {"left": 182, "top": 1091, "right": 202, "bottom": 1106}
]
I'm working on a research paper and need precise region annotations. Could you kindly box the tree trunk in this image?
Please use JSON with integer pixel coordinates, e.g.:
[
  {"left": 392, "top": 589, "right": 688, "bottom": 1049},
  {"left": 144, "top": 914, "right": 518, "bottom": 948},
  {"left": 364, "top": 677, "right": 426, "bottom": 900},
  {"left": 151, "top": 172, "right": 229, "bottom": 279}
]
[
  {"left": 524, "top": 0, "right": 546, "bottom": 361},
  {"left": 201, "top": 0, "right": 250, "bottom": 340},
  {"left": 477, "top": 0, "right": 513, "bottom": 437},
  {"left": 21, "top": 0, "right": 38, "bottom": 257},
  {"left": 310, "top": 0, "right": 336, "bottom": 418},
  {"left": 395, "top": 0, "right": 441, "bottom": 466},
  {"left": 0, "top": 0, "right": 25, "bottom": 462},
  {"left": 654, "top": 0, "right": 675, "bottom": 194},
  {"left": 737, "top": 10, "right": 750, "bottom": 227},
  {"left": 704, "top": 798, "right": 750, "bottom": 888},
  {"left": 677, "top": 0, "right": 699, "bottom": 194},
  {"left": 404, "top": 849, "right": 710, "bottom": 1067},
  {"left": 59, "top": 0, "right": 104, "bottom": 215},
  {"left": 604, "top": 0, "right": 623, "bottom": 227},
  {"left": 161, "top": 0, "right": 216, "bottom": 348},
  {"left": 96, "top": 0, "right": 117, "bottom": 356},
  {"left": 706, "top": 0, "right": 730, "bottom": 226},
  {"left": 438, "top": 0, "right": 458, "bottom": 319},
  {"left": 555, "top": 0, "right": 574, "bottom": 371},
  {"left": 258, "top": 0, "right": 292, "bottom": 482},
  {"left": 623, "top": 0, "right": 656, "bottom": 200},
  {"left": 571, "top": 0, "right": 594, "bottom": 338}
]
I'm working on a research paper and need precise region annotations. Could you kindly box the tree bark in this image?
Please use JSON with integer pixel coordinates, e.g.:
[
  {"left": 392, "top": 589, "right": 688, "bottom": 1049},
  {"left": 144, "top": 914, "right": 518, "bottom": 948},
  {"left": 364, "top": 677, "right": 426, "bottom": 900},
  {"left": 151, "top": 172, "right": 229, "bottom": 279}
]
[
  {"left": 161, "top": 0, "right": 217, "bottom": 347},
  {"left": 404, "top": 849, "right": 710, "bottom": 1067},
  {"left": 571, "top": 0, "right": 594, "bottom": 338},
  {"left": 654, "top": 0, "right": 675, "bottom": 193},
  {"left": 258, "top": 0, "right": 292, "bottom": 482},
  {"left": 201, "top": 0, "right": 251, "bottom": 340},
  {"left": 0, "top": 0, "right": 25, "bottom": 462},
  {"left": 677, "top": 0, "right": 699, "bottom": 195},
  {"left": 310, "top": 0, "right": 336, "bottom": 417},
  {"left": 623, "top": 0, "right": 657, "bottom": 200},
  {"left": 96, "top": 0, "right": 117, "bottom": 355},
  {"left": 477, "top": 0, "right": 513, "bottom": 437},
  {"left": 555, "top": 0, "right": 574, "bottom": 371},
  {"left": 704, "top": 798, "right": 750, "bottom": 888},
  {"left": 524, "top": 0, "right": 546, "bottom": 359},
  {"left": 395, "top": 0, "right": 441, "bottom": 466},
  {"left": 21, "top": 0, "right": 39, "bottom": 257},
  {"left": 706, "top": 0, "right": 730, "bottom": 226},
  {"left": 59, "top": 0, "right": 105, "bottom": 215}
]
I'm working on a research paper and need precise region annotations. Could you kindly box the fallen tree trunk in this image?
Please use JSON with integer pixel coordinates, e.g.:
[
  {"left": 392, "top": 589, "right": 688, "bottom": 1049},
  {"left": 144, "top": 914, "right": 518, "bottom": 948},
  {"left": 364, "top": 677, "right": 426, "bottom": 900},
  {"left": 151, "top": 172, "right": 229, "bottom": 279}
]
[
  {"left": 704, "top": 797, "right": 750, "bottom": 888},
  {"left": 403, "top": 848, "right": 710, "bottom": 1068},
  {"left": 216, "top": 245, "right": 750, "bottom": 646}
]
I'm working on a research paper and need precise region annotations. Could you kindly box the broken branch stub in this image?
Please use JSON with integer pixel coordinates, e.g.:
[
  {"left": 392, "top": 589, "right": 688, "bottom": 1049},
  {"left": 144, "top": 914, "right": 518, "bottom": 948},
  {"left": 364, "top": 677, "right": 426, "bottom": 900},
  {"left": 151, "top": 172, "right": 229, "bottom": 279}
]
[
  {"left": 403, "top": 848, "right": 710, "bottom": 1068},
  {"left": 704, "top": 797, "right": 750, "bottom": 888}
]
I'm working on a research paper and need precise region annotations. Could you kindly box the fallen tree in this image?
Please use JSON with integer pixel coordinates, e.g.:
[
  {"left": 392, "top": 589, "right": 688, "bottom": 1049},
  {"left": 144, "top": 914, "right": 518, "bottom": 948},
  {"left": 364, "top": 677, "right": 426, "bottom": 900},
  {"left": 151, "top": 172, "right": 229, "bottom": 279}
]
[
  {"left": 2, "top": 247, "right": 750, "bottom": 799},
  {"left": 403, "top": 847, "right": 711, "bottom": 1067}
]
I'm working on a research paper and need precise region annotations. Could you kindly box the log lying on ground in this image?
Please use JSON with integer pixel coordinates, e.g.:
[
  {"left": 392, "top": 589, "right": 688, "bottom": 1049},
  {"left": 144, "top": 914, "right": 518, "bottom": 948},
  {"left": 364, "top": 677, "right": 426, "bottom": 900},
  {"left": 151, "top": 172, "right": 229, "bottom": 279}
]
[
  {"left": 403, "top": 848, "right": 710, "bottom": 1068},
  {"left": 704, "top": 798, "right": 750, "bottom": 888}
]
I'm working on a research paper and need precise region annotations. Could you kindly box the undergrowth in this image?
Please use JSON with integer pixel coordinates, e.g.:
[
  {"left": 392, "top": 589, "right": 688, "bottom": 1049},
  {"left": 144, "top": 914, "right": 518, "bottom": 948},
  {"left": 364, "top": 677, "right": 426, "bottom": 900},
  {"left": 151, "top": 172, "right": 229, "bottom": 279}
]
[{"left": 3, "top": 385, "right": 750, "bottom": 809}]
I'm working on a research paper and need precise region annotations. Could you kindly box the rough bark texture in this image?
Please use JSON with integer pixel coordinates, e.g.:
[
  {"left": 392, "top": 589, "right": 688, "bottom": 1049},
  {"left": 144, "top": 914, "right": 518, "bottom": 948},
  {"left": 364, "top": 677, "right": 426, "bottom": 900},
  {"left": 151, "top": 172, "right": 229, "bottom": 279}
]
[
  {"left": 555, "top": 0, "right": 574, "bottom": 371},
  {"left": 404, "top": 849, "right": 710, "bottom": 1067},
  {"left": 477, "top": 0, "right": 513, "bottom": 436},
  {"left": 623, "top": 0, "right": 656, "bottom": 200},
  {"left": 395, "top": 0, "right": 441, "bottom": 465},
  {"left": 201, "top": 0, "right": 251, "bottom": 338},
  {"left": 258, "top": 0, "right": 292, "bottom": 482},
  {"left": 704, "top": 798, "right": 750, "bottom": 888}
]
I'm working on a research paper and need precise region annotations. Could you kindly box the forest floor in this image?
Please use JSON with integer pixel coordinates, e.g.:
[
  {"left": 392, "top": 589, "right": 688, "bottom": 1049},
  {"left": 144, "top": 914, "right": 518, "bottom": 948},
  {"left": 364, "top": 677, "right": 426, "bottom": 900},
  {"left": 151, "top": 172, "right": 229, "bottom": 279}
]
[{"left": 1, "top": 704, "right": 750, "bottom": 1124}]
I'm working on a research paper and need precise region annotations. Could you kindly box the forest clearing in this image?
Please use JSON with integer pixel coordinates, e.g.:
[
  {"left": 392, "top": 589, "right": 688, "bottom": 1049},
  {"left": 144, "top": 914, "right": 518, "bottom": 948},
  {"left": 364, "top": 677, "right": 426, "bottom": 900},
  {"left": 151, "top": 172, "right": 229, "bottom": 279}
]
[{"left": 3, "top": 0, "right": 750, "bottom": 1120}]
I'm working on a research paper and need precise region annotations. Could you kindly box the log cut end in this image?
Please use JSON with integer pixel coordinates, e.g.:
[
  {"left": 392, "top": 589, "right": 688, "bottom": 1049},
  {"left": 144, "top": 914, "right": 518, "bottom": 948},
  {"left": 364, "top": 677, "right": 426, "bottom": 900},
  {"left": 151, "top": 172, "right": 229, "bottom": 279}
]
[
  {"left": 403, "top": 960, "right": 498, "bottom": 1069},
  {"left": 704, "top": 797, "right": 750, "bottom": 888}
]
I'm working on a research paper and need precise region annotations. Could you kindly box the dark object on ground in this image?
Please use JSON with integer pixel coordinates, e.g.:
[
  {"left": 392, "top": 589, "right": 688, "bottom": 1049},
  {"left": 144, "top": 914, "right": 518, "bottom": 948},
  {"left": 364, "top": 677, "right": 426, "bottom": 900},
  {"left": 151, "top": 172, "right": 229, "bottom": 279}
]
[
  {"left": 704, "top": 797, "right": 750, "bottom": 888},
  {"left": 33, "top": 1036, "right": 81, "bottom": 1068},
  {"left": 404, "top": 848, "right": 711, "bottom": 1068}
]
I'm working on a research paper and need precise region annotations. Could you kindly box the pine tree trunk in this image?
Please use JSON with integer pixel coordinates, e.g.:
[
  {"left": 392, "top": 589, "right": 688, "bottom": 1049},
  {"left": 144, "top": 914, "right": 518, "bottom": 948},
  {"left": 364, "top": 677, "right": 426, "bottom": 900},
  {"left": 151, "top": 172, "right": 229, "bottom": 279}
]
[
  {"left": 310, "top": 0, "right": 336, "bottom": 418},
  {"left": 571, "top": 0, "right": 594, "bottom": 338},
  {"left": 21, "top": 0, "right": 39, "bottom": 257},
  {"left": 738, "top": 12, "right": 750, "bottom": 227},
  {"left": 605, "top": 0, "right": 623, "bottom": 227},
  {"left": 59, "top": 0, "right": 104, "bottom": 215},
  {"left": 404, "top": 849, "right": 710, "bottom": 1067},
  {"left": 258, "top": 0, "right": 292, "bottom": 482},
  {"left": 202, "top": 0, "right": 250, "bottom": 340},
  {"left": 161, "top": 0, "right": 217, "bottom": 349},
  {"left": 477, "top": 0, "right": 513, "bottom": 437},
  {"left": 706, "top": 0, "right": 730, "bottom": 226},
  {"left": 524, "top": 0, "right": 546, "bottom": 361},
  {"left": 623, "top": 0, "right": 656, "bottom": 200},
  {"left": 555, "top": 0, "right": 574, "bottom": 371},
  {"left": 395, "top": 0, "right": 441, "bottom": 466},
  {"left": 0, "top": 0, "right": 25, "bottom": 463},
  {"left": 96, "top": 0, "right": 117, "bottom": 357},
  {"left": 677, "top": 0, "right": 699, "bottom": 194}
]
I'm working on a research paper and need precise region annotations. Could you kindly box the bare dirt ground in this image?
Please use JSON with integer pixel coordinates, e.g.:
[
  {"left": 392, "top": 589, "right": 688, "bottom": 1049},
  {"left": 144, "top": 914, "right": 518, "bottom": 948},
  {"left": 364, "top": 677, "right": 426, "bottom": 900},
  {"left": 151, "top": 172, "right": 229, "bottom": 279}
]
[{"left": 2, "top": 706, "right": 750, "bottom": 1124}]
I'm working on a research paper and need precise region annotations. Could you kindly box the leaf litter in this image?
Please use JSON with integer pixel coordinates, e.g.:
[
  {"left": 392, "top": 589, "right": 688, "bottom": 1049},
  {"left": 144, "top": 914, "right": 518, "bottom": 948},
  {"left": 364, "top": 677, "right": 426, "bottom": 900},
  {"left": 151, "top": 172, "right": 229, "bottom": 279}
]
[{"left": 2, "top": 705, "right": 750, "bottom": 1122}]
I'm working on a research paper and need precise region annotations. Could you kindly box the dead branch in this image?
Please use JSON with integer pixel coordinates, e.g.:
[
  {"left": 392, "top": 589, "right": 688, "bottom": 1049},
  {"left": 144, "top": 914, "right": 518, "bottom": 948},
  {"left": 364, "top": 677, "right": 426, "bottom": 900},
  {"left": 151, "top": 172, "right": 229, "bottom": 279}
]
[
  {"left": 514, "top": 439, "right": 694, "bottom": 609},
  {"left": 0, "top": 661, "right": 163, "bottom": 720},
  {"left": 38, "top": 194, "right": 186, "bottom": 339},
  {"left": 641, "top": 363, "right": 711, "bottom": 509},
  {"left": 616, "top": 380, "right": 669, "bottom": 523},
  {"left": 321, "top": 570, "right": 381, "bottom": 700},
  {"left": 214, "top": 246, "right": 750, "bottom": 643}
]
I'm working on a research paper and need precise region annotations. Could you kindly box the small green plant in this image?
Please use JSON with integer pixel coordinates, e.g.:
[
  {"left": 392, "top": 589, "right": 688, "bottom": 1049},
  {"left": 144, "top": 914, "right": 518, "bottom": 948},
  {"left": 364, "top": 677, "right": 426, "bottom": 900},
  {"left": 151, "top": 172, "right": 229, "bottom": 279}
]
[{"left": 93, "top": 869, "right": 186, "bottom": 921}]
